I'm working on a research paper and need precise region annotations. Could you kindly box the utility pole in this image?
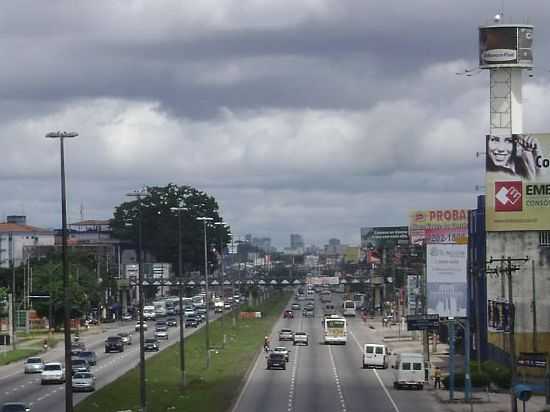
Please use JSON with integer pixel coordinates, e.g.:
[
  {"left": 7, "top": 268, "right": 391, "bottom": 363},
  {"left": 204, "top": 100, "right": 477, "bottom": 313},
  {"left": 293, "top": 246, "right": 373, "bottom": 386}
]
[
  {"left": 127, "top": 189, "right": 149, "bottom": 412},
  {"left": 9, "top": 232, "right": 16, "bottom": 351},
  {"left": 488, "top": 256, "right": 529, "bottom": 412},
  {"left": 531, "top": 260, "right": 537, "bottom": 352}
]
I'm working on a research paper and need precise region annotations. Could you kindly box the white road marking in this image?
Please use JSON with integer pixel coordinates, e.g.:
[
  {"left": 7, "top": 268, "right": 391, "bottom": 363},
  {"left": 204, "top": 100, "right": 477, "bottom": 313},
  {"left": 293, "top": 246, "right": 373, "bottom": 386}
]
[
  {"left": 349, "top": 328, "right": 401, "bottom": 412},
  {"left": 327, "top": 344, "right": 347, "bottom": 412}
]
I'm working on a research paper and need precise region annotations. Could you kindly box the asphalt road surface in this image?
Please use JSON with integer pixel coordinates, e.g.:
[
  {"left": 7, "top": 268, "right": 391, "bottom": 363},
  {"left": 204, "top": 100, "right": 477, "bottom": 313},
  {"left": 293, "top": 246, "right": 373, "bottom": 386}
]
[
  {"left": 232, "top": 293, "right": 439, "bottom": 412},
  {"left": 0, "top": 312, "right": 219, "bottom": 412}
]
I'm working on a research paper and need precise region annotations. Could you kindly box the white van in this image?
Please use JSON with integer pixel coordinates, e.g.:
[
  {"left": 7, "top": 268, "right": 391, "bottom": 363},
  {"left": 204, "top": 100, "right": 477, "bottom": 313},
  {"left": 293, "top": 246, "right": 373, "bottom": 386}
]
[
  {"left": 392, "top": 353, "right": 425, "bottom": 390},
  {"left": 362, "top": 344, "right": 388, "bottom": 369}
]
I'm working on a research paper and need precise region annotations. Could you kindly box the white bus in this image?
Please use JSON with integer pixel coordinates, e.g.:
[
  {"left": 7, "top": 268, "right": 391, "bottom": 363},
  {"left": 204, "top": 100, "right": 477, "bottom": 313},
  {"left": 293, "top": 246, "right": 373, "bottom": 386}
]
[
  {"left": 143, "top": 305, "right": 156, "bottom": 320},
  {"left": 343, "top": 300, "right": 356, "bottom": 317},
  {"left": 323, "top": 315, "right": 347, "bottom": 344}
]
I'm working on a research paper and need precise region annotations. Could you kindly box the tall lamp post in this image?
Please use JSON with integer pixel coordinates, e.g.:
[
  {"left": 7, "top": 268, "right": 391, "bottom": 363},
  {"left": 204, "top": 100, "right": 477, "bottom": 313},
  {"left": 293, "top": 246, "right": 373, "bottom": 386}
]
[
  {"left": 214, "top": 222, "right": 229, "bottom": 348},
  {"left": 197, "top": 217, "right": 213, "bottom": 368},
  {"left": 45, "top": 131, "right": 78, "bottom": 412},
  {"left": 127, "top": 189, "right": 149, "bottom": 412},
  {"left": 171, "top": 206, "right": 188, "bottom": 387}
]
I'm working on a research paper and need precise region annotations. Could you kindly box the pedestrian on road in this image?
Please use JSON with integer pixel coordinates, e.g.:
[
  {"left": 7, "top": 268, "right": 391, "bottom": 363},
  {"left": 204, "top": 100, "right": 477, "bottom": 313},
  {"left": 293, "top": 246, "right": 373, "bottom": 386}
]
[
  {"left": 433, "top": 366, "right": 441, "bottom": 389},
  {"left": 42, "top": 338, "right": 48, "bottom": 352}
]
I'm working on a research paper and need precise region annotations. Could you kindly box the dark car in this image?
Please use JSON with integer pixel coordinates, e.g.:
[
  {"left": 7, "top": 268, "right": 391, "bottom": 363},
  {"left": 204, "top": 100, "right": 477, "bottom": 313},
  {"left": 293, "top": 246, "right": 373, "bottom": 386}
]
[
  {"left": 78, "top": 351, "right": 97, "bottom": 366},
  {"left": 166, "top": 317, "right": 177, "bottom": 327},
  {"left": 266, "top": 352, "right": 286, "bottom": 370},
  {"left": 71, "top": 358, "right": 90, "bottom": 374},
  {"left": 144, "top": 338, "right": 159, "bottom": 352},
  {"left": 0, "top": 403, "right": 30, "bottom": 412},
  {"left": 70, "top": 342, "right": 86, "bottom": 356},
  {"left": 104, "top": 336, "right": 124, "bottom": 353},
  {"left": 283, "top": 310, "right": 294, "bottom": 319},
  {"left": 185, "top": 317, "right": 198, "bottom": 328}
]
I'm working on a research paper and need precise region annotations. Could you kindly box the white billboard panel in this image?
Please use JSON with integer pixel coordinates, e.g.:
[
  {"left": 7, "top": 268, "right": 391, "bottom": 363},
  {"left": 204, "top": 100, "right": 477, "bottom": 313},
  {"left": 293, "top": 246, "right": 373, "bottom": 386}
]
[{"left": 426, "top": 244, "right": 467, "bottom": 317}]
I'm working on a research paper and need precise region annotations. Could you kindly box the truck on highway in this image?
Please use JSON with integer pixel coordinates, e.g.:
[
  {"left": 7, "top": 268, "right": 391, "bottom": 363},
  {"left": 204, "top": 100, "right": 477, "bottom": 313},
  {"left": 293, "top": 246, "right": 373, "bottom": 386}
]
[
  {"left": 323, "top": 315, "right": 347, "bottom": 345},
  {"left": 342, "top": 300, "right": 356, "bottom": 317},
  {"left": 214, "top": 299, "right": 224, "bottom": 313},
  {"left": 153, "top": 300, "right": 167, "bottom": 317},
  {"left": 392, "top": 353, "right": 425, "bottom": 390},
  {"left": 143, "top": 305, "right": 156, "bottom": 320}
]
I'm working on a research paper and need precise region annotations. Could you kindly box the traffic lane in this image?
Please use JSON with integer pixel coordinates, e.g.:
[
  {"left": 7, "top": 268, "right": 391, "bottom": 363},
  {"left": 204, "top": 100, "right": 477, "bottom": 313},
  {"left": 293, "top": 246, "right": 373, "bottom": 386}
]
[
  {"left": 347, "top": 317, "right": 440, "bottom": 412},
  {"left": 0, "top": 323, "right": 135, "bottom": 402},
  {"left": 232, "top": 298, "right": 297, "bottom": 412},
  {"left": 292, "top": 314, "right": 342, "bottom": 412},
  {"left": 1, "top": 312, "right": 221, "bottom": 410},
  {"left": 330, "top": 334, "right": 397, "bottom": 412},
  {"left": 37, "top": 312, "right": 224, "bottom": 412}
]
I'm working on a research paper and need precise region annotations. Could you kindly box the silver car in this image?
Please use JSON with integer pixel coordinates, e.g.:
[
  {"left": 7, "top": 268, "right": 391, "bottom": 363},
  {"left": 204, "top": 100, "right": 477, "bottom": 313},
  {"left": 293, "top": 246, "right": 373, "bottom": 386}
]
[
  {"left": 24, "top": 357, "right": 44, "bottom": 374},
  {"left": 117, "top": 332, "right": 133, "bottom": 345},
  {"left": 72, "top": 372, "right": 96, "bottom": 392}
]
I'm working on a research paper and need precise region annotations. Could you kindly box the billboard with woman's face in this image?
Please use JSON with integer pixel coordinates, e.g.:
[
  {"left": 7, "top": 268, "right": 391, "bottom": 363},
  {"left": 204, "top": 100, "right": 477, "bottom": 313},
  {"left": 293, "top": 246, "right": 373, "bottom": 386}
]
[{"left": 486, "top": 133, "right": 550, "bottom": 231}]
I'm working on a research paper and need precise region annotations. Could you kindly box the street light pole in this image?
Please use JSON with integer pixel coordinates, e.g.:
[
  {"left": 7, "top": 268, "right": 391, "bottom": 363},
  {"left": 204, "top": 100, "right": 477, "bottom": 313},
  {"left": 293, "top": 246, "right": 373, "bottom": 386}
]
[
  {"left": 197, "top": 217, "right": 213, "bottom": 368},
  {"left": 171, "top": 207, "right": 188, "bottom": 387},
  {"left": 127, "top": 190, "right": 149, "bottom": 412},
  {"left": 45, "top": 131, "right": 78, "bottom": 412},
  {"left": 214, "top": 222, "right": 228, "bottom": 348}
]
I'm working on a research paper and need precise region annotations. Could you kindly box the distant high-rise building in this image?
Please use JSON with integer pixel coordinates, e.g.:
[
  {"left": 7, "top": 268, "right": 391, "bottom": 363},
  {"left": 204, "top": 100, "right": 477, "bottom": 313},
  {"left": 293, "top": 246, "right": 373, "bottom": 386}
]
[
  {"left": 245, "top": 234, "right": 252, "bottom": 243},
  {"left": 290, "top": 233, "right": 304, "bottom": 250},
  {"left": 252, "top": 237, "right": 272, "bottom": 253},
  {"left": 328, "top": 238, "right": 341, "bottom": 247}
]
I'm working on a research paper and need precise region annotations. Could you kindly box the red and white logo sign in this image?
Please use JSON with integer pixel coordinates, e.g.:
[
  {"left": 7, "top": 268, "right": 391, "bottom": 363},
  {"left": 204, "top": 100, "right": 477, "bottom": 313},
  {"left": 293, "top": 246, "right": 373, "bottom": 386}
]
[{"left": 495, "top": 181, "right": 522, "bottom": 212}]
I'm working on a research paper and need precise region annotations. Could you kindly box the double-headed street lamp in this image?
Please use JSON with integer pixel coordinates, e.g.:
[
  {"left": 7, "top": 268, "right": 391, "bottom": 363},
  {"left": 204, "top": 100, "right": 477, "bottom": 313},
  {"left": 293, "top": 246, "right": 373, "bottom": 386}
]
[
  {"left": 45, "top": 131, "right": 78, "bottom": 412},
  {"left": 196, "top": 216, "right": 213, "bottom": 368},
  {"left": 126, "top": 189, "right": 149, "bottom": 412},
  {"left": 170, "top": 206, "right": 188, "bottom": 387}
]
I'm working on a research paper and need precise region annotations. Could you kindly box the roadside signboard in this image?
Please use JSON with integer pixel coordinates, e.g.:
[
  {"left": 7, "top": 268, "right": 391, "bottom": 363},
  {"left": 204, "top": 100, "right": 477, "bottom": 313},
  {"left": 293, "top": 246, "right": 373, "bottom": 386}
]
[
  {"left": 406, "top": 314, "right": 440, "bottom": 331},
  {"left": 517, "top": 352, "right": 547, "bottom": 368}
]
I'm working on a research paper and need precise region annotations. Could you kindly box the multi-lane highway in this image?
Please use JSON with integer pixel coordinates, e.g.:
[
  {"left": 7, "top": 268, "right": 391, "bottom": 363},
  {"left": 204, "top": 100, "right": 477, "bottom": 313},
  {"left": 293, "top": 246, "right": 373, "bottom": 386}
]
[
  {"left": 233, "top": 293, "right": 439, "bottom": 412},
  {"left": 0, "top": 315, "right": 216, "bottom": 412}
]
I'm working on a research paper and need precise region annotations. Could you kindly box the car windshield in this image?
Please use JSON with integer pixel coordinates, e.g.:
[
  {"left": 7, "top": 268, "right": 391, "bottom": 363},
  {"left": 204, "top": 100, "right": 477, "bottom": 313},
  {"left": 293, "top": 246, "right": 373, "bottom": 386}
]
[
  {"left": 107, "top": 337, "right": 121, "bottom": 342},
  {"left": 44, "top": 364, "right": 61, "bottom": 371},
  {"left": 118, "top": 333, "right": 128, "bottom": 337},
  {"left": 74, "top": 372, "right": 93, "bottom": 379},
  {"left": 145, "top": 339, "right": 156, "bottom": 343},
  {"left": 26, "top": 358, "right": 42, "bottom": 363},
  {"left": 274, "top": 347, "right": 287, "bottom": 352},
  {"left": 2, "top": 405, "right": 28, "bottom": 412},
  {"left": 80, "top": 352, "right": 93, "bottom": 357}
]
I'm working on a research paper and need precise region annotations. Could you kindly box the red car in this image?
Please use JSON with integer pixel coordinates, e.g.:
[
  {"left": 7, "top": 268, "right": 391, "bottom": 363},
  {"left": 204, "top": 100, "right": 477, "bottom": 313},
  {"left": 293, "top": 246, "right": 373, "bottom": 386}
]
[{"left": 283, "top": 310, "right": 294, "bottom": 319}]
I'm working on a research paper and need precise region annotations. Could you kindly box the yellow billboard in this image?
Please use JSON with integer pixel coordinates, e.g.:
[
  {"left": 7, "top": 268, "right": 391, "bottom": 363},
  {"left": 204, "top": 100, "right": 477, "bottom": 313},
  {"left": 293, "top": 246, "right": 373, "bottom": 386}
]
[
  {"left": 486, "top": 133, "right": 550, "bottom": 231},
  {"left": 408, "top": 209, "right": 468, "bottom": 245}
]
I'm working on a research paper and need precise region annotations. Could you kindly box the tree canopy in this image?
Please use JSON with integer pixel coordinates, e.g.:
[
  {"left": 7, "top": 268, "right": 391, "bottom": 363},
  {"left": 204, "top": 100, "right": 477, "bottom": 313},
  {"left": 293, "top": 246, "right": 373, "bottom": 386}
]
[{"left": 111, "top": 183, "right": 231, "bottom": 274}]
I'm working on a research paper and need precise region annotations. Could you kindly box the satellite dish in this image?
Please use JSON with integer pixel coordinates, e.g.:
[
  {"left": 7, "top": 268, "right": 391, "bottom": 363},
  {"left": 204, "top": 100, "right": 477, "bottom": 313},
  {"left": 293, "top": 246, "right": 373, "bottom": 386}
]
[{"left": 493, "top": 14, "right": 502, "bottom": 23}]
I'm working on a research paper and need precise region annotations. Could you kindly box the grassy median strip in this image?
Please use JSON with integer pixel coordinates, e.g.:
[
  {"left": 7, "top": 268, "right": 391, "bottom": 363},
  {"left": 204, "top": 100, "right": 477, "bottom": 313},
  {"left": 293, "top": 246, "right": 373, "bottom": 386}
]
[
  {"left": 75, "top": 291, "right": 291, "bottom": 412},
  {"left": 0, "top": 336, "right": 59, "bottom": 366}
]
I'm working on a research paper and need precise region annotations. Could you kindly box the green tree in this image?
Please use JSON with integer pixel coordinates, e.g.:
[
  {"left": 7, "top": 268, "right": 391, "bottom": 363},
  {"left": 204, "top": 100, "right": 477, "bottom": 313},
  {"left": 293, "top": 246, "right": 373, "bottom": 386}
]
[
  {"left": 111, "top": 183, "right": 231, "bottom": 273},
  {"left": 30, "top": 251, "right": 103, "bottom": 330}
]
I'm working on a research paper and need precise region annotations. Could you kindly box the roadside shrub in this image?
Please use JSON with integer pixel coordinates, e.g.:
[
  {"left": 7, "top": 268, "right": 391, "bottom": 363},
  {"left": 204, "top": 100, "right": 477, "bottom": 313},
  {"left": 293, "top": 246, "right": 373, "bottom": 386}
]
[
  {"left": 481, "top": 360, "right": 512, "bottom": 389},
  {"left": 442, "top": 370, "right": 490, "bottom": 388}
]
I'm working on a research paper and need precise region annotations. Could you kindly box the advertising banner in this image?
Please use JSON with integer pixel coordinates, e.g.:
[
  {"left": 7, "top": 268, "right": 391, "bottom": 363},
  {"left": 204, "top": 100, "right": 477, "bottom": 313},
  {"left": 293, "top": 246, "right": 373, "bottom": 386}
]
[
  {"left": 360, "top": 226, "right": 408, "bottom": 265},
  {"left": 486, "top": 133, "right": 550, "bottom": 231},
  {"left": 426, "top": 244, "right": 467, "bottom": 317},
  {"left": 479, "top": 25, "right": 533, "bottom": 68},
  {"left": 407, "top": 274, "right": 421, "bottom": 315},
  {"left": 487, "top": 300, "right": 512, "bottom": 332},
  {"left": 408, "top": 209, "right": 469, "bottom": 245}
]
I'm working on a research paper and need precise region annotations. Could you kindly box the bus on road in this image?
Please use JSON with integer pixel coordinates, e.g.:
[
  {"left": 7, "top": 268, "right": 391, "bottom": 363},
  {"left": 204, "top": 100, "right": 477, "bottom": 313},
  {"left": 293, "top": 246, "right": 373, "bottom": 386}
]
[
  {"left": 343, "top": 300, "right": 356, "bottom": 317},
  {"left": 323, "top": 315, "right": 347, "bottom": 344}
]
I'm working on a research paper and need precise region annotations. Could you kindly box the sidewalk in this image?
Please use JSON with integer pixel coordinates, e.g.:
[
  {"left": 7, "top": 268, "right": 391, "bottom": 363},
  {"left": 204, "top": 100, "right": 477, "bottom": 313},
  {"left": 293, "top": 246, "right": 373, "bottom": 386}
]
[{"left": 366, "top": 316, "right": 550, "bottom": 412}]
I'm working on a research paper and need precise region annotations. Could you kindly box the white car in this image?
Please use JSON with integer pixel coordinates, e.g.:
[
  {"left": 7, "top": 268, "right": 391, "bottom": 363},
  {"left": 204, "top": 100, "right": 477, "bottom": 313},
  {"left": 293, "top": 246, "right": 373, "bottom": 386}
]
[
  {"left": 293, "top": 332, "right": 309, "bottom": 346},
  {"left": 24, "top": 357, "right": 45, "bottom": 374},
  {"left": 154, "top": 329, "right": 169, "bottom": 340},
  {"left": 41, "top": 362, "right": 65, "bottom": 384},
  {"left": 72, "top": 371, "right": 96, "bottom": 392}
]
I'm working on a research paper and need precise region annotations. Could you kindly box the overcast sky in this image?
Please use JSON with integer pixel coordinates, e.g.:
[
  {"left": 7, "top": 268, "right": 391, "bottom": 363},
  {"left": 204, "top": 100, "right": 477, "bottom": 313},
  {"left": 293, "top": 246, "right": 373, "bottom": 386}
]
[{"left": 2, "top": 1, "right": 549, "bottom": 248}]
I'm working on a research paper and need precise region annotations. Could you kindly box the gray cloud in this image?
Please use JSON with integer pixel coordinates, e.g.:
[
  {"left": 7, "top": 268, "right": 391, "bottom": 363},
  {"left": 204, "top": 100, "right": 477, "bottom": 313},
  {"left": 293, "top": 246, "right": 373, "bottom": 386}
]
[{"left": 0, "top": 0, "right": 548, "bottom": 246}]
